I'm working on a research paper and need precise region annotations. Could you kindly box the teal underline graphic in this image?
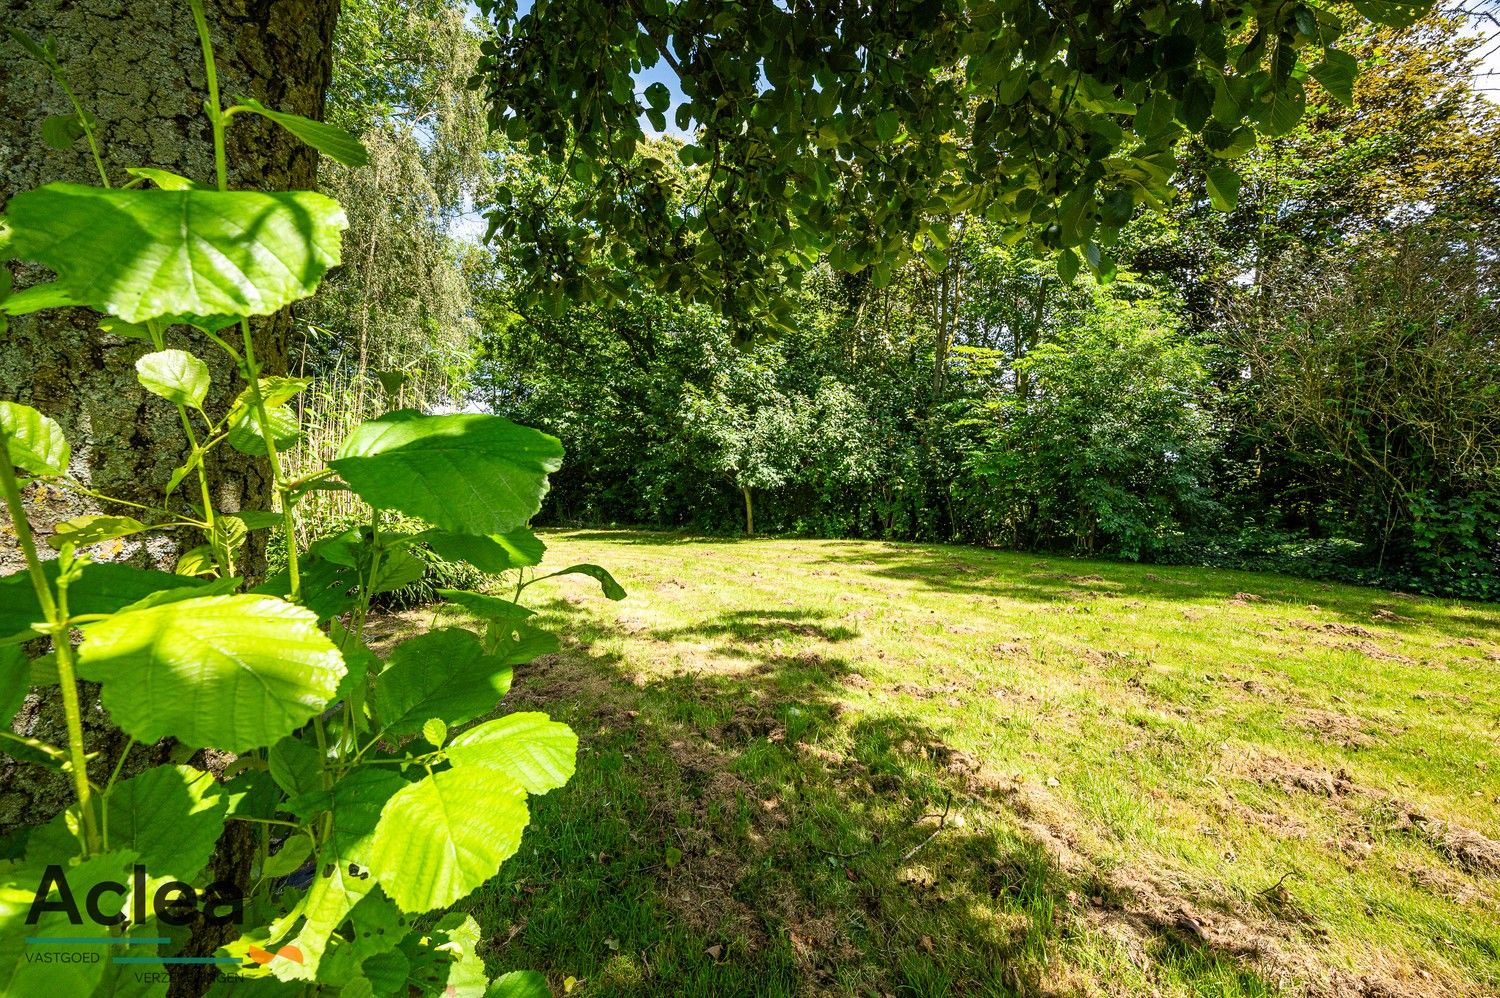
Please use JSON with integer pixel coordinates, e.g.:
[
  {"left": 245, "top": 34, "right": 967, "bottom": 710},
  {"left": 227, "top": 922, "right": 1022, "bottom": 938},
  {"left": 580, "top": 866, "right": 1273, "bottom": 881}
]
[
  {"left": 111, "top": 956, "right": 244, "bottom": 965},
  {"left": 26, "top": 936, "right": 171, "bottom": 945}
]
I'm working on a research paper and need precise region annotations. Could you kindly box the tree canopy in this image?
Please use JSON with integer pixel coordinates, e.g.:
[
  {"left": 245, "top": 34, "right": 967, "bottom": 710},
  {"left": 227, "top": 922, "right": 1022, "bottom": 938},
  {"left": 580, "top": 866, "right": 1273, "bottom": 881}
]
[{"left": 472, "top": 0, "right": 1429, "bottom": 326}]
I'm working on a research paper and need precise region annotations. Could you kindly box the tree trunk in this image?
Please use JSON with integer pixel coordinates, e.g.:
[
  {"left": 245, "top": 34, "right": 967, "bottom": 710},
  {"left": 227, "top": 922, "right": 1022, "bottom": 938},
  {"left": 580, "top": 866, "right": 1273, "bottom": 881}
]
[
  {"left": 1, "top": 1, "right": 338, "bottom": 991},
  {"left": 742, "top": 485, "right": 754, "bottom": 536}
]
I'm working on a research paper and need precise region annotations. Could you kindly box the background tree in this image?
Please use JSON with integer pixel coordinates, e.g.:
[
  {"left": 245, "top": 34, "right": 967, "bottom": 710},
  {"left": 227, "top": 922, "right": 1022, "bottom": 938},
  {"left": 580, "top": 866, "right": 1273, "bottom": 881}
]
[{"left": 1240, "top": 235, "right": 1500, "bottom": 596}]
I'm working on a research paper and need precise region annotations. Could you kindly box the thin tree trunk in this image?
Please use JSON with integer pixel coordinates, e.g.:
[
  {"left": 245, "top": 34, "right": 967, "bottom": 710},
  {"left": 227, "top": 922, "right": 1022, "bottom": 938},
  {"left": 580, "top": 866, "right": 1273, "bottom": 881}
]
[{"left": 742, "top": 485, "right": 754, "bottom": 536}]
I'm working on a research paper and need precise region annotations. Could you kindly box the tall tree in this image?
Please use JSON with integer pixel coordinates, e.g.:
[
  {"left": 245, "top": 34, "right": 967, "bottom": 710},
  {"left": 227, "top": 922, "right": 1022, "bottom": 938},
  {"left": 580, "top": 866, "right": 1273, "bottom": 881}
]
[{"left": 0, "top": 0, "right": 340, "bottom": 921}]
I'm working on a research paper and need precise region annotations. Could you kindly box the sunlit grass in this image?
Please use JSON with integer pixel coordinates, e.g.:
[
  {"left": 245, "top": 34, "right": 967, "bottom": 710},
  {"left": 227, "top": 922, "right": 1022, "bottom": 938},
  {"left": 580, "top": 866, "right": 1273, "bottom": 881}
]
[{"left": 395, "top": 530, "right": 1500, "bottom": 996}]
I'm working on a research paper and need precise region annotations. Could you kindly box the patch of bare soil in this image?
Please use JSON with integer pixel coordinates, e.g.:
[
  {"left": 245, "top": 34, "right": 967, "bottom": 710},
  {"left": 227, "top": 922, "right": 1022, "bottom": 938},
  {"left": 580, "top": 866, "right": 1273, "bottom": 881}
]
[
  {"left": 1291, "top": 619, "right": 1376, "bottom": 638},
  {"left": 1205, "top": 672, "right": 1285, "bottom": 701},
  {"left": 891, "top": 681, "right": 965, "bottom": 701},
  {"left": 1381, "top": 809, "right": 1500, "bottom": 878},
  {"left": 1340, "top": 640, "right": 1417, "bottom": 665},
  {"left": 653, "top": 737, "right": 775, "bottom": 949},
  {"left": 1079, "top": 647, "right": 1140, "bottom": 668},
  {"left": 1238, "top": 750, "right": 1500, "bottom": 880},
  {"left": 980, "top": 765, "right": 1457, "bottom": 998},
  {"left": 1370, "top": 607, "right": 1415, "bottom": 624},
  {"left": 1292, "top": 709, "right": 1390, "bottom": 750},
  {"left": 1399, "top": 862, "right": 1484, "bottom": 905}
]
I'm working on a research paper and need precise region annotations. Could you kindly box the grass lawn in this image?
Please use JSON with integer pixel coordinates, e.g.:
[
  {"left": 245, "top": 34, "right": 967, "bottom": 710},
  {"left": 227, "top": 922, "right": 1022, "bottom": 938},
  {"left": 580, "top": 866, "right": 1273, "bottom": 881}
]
[{"left": 374, "top": 530, "right": 1500, "bottom": 997}]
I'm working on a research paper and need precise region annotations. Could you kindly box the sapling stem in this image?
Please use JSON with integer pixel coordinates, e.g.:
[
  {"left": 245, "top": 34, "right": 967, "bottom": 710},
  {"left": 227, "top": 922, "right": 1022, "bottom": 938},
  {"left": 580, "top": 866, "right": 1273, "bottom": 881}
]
[
  {"left": 188, "top": 0, "right": 301, "bottom": 598},
  {"left": 0, "top": 457, "right": 99, "bottom": 855}
]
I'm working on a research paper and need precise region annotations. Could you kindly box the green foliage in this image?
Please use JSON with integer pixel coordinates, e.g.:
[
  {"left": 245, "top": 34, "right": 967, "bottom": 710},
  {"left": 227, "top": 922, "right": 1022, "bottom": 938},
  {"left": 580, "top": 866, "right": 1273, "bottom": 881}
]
[
  {"left": 368, "top": 766, "right": 529, "bottom": 912},
  {"left": 0, "top": 8, "right": 619, "bottom": 992},
  {"left": 77, "top": 595, "right": 346, "bottom": 751},
  {"left": 3, "top": 184, "right": 348, "bottom": 327},
  {"left": 332, "top": 410, "right": 563, "bottom": 536},
  {"left": 0, "top": 400, "right": 69, "bottom": 476},
  {"left": 234, "top": 97, "right": 371, "bottom": 167},
  {"left": 472, "top": 0, "right": 1426, "bottom": 324},
  {"left": 1237, "top": 234, "right": 1500, "bottom": 598},
  {"left": 968, "top": 292, "right": 1220, "bottom": 558}
]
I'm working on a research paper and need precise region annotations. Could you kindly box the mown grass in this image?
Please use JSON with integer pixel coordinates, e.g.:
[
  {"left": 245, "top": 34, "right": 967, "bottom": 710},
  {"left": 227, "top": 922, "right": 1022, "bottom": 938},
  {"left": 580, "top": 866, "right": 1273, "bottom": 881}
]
[{"left": 380, "top": 530, "right": 1500, "bottom": 997}]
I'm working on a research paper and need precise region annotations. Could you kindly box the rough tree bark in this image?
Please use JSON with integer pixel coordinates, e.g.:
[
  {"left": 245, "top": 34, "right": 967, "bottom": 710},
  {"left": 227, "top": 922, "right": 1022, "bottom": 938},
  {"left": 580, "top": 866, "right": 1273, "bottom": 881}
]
[{"left": 1, "top": 1, "right": 338, "bottom": 990}]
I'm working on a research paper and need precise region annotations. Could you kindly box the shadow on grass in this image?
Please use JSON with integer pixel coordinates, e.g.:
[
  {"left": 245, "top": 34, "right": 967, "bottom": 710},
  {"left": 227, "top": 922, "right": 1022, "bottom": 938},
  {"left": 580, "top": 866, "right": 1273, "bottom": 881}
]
[
  {"left": 649, "top": 608, "right": 860, "bottom": 646},
  {"left": 551, "top": 529, "right": 754, "bottom": 547},
  {"left": 465, "top": 594, "right": 1283, "bottom": 997},
  {"left": 810, "top": 544, "right": 1500, "bottom": 640}
]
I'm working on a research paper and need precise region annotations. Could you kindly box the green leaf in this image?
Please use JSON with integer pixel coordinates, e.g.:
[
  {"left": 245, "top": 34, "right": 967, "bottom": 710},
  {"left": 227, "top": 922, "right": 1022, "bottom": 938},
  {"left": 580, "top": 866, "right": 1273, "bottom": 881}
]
[
  {"left": 247, "top": 375, "right": 315, "bottom": 408},
  {"left": 269, "top": 735, "right": 325, "bottom": 798},
  {"left": 874, "top": 109, "right": 899, "bottom": 143},
  {"left": 424, "top": 527, "right": 546, "bottom": 573},
  {"left": 487, "top": 622, "right": 560, "bottom": 665},
  {"left": 98, "top": 316, "right": 154, "bottom": 340},
  {"left": 373, "top": 628, "right": 513, "bottom": 736},
  {"left": 276, "top": 869, "right": 395, "bottom": 982},
  {"left": 228, "top": 402, "right": 300, "bottom": 456},
  {"left": 328, "top": 768, "right": 407, "bottom": 868},
  {"left": 212, "top": 514, "right": 248, "bottom": 557},
  {"left": 1350, "top": 0, "right": 1427, "bottom": 28},
  {"left": 1310, "top": 49, "right": 1357, "bottom": 107},
  {"left": 175, "top": 544, "right": 217, "bottom": 577},
  {"left": 1099, "top": 188, "right": 1134, "bottom": 227},
  {"left": 331, "top": 410, "right": 563, "bottom": 537},
  {"left": 135, "top": 349, "right": 210, "bottom": 409},
  {"left": 165, "top": 450, "right": 202, "bottom": 499},
  {"left": 0, "top": 401, "right": 69, "bottom": 476},
  {"left": 236, "top": 510, "right": 285, "bottom": 530},
  {"left": 236, "top": 97, "right": 370, "bottom": 167},
  {"left": 422, "top": 717, "right": 447, "bottom": 748},
  {"left": 0, "top": 562, "right": 211, "bottom": 641},
  {"left": 251, "top": 554, "right": 360, "bottom": 622},
  {"left": 47, "top": 514, "right": 149, "bottom": 550},
  {"left": 370, "top": 549, "right": 426, "bottom": 594},
  {"left": 643, "top": 81, "right": 670, "bottom": 111},
  {"left": 0, "top": 851, "right": 135, "bottom": 996},
  {"left": 0, "top": 281, "right": 83, "bottom": 316},
  {"left": 361, "top": 949, "right": 412, "bottom": 994},
  {"left": 488, "top": 971, "right": 551, "bottom": 998},
  {"left": 25, "top": 765, "right": 226, "bottom": 881},
  {"left": 404, "top": 912, "right": 487, "bottom": 995},
  {"left": 77, "top": 594, "right": 345, "bottom": 752},
  {"left": 117, "top": 577, "right": 241, "bottom": 613},
  {"left": 373, "top": 370, "right": 409, "bottom": 400},
  {"left": 0, "top": 646, "right": 26, "bottom": 730},
  {"left": 1057, "top": 248, "right": 1080, "bottom": 284},
  {"left": 3, "top": 183, "right": 348, "bottom": 326},
  {"left": 435, "top": 589, "right": 535, "bottom": 626},
  {"left": 369, "top": 765, "right": 529, "bottom": 912},
  {"left": 124, "top": 167, "right": 203, "bottom": 191},
  {"left": 262, "top": 833, "right": 313, "bottom": 878},
  {"left": 543, "top": 563, "right": 626, "bottom": 600},
  {"left": 1261, "top": 81, "right": 1306, "bottom": 138},
  {"left": 1206, "top": 167, "right": 1242, "bottom": 212},
  {"left": 40, "top": 112, "right": 88, "bottom": 150},
  {"left": 447, "top": 713, "right": 577, "bottom": 795}
]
